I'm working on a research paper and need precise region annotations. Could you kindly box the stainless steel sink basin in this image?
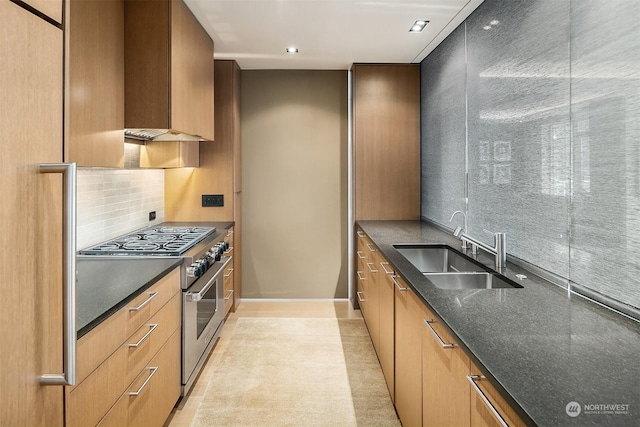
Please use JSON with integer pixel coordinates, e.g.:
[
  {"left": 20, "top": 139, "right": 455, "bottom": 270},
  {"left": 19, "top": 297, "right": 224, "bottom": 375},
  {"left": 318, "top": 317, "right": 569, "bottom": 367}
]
[
  {"left": 423, "top": 272, "right": 522, "bottom": 290},
  {"left": 394, "top": 245, "right": 485, "bottom": 273},
  {"left": 393, "top": 244, "right": 523, "bottom": 290}
]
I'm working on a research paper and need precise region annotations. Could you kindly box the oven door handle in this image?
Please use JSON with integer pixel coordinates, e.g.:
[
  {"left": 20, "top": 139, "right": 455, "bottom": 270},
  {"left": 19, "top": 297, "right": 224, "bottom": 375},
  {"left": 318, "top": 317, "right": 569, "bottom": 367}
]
[{"left": 186, "top": 257, "right": 232, "bottom": 302}]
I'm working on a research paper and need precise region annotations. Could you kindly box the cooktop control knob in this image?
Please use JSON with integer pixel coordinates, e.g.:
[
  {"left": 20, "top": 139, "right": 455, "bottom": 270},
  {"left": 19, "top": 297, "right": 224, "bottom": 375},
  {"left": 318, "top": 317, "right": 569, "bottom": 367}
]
[{"left": 187, "top": 263, "right": 201, "bottom": 278}]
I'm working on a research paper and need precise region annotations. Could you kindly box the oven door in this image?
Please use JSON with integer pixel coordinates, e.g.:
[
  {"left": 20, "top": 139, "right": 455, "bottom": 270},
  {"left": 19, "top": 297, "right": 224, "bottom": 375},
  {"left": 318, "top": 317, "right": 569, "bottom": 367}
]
[{"left": 182, "top": 256, "right": 232, "bottom": 393}]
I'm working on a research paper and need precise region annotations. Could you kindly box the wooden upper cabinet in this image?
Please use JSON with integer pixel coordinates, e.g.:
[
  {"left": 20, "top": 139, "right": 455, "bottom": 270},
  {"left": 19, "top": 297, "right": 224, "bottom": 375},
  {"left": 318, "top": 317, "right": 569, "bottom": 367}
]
[
  {"left": 125, "top": 0, "right": 214, "bottom": 141},
  {"left": 353, "top": 64, "right": 420, "bottom": 220},
  {"left": 164, "top": 60, "right": 240, "bottom": 220},
  {"left": 21, "top": 0, "right": 63, "bottom": 23},
  {"left": 68, "top": 0, "right": 125, "bottom": 167}
]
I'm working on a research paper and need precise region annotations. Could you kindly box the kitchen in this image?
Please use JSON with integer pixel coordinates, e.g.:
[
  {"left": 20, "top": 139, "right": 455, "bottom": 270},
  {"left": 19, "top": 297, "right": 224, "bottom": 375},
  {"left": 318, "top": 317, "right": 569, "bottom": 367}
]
[{"left": 2, "top": 0, "right": 639, "bottom": 426}]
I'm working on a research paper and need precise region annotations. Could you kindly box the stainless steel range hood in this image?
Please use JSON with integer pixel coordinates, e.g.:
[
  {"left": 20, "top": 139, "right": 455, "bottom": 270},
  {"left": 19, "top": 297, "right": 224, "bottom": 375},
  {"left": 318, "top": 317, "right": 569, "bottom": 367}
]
[{"left": 124, "top": 129, "right": 207, "bottom": 142}]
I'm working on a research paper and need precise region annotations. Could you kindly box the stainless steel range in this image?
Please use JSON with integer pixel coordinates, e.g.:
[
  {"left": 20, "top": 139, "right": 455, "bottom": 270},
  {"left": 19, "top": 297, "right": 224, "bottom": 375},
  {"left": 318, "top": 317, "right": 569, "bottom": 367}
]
[{"left": 79, "top": 222, "right": 232, "bottom": 395}]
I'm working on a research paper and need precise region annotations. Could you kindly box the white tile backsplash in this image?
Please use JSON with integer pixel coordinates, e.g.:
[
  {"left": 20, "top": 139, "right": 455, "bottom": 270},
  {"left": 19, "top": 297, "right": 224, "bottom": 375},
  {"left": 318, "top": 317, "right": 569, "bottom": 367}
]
[{"left": 77, "top": 169, "right": 164, "bottom": 249}]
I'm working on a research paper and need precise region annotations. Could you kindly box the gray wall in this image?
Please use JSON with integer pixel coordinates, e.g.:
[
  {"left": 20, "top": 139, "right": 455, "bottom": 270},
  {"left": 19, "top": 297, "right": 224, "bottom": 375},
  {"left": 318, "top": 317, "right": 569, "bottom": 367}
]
[
  {"left": 241, "top": 70, "right": 349, "bottom": 298},
  {"left": 421, "top": 0, "right": 640, "bottom": 311}
]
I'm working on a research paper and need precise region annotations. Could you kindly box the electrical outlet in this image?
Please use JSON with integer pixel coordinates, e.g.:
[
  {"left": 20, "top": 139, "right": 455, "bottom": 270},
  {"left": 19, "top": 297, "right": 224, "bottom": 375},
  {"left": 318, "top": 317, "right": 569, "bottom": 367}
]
[
  {"left": 149, "top": 211, "right": 156, "bottom": 221},
  {"left": 202, "top": 194, "right": 224, "bottom": 207}
]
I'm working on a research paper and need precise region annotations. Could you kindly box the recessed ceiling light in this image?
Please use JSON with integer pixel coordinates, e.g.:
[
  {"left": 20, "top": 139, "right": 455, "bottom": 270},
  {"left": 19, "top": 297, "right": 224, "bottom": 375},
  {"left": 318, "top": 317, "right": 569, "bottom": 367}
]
[
  {"left": 286, "top": 47, "right": 299, "bottom": 54},
  {"left": 483, "top": 25, "right": 492, "bottom": 30},
  {"left": 490, "top": 19, "right": 500, "bottom": 25},
  {"left": 409, "top": 20, "right": 429, "bottom": 33}
]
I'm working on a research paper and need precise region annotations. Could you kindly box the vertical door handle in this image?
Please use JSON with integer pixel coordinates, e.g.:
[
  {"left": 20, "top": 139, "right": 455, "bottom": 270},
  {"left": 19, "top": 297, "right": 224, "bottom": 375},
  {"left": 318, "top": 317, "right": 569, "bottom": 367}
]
[{"left": 39, "top": 163, "right": 77, "bottom": 386}]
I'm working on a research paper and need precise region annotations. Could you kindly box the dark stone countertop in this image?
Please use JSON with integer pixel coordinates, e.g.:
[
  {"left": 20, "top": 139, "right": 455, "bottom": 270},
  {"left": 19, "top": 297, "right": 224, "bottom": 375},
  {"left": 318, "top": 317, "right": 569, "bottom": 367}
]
[
  {"left": 75, "top": 221, "right": 235, "bottom": 338},
  {"left": 76, "top": 257, "right": 182, "bottom": 338},
  {"left": 358, "top": 220, "right": 640, "bottom": 427}
]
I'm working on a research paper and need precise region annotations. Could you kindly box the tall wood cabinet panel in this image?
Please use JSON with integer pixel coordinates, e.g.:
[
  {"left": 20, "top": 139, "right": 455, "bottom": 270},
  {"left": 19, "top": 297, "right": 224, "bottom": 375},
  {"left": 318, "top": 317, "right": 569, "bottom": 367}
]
[
  {"left": 124, "top": 0, "right": 214, "bottom": 141},
  {"left": 68, "top": 0, "right": 124, "bottom": 167},
  {"left": 0, "top": 1, "right": 64, "bottom": 425},
  {"left": 352, "top": 64, "right": 420, "bottom": 220},
  {"left": 165, "top": 60, "right": 242, "bottom": 310}
]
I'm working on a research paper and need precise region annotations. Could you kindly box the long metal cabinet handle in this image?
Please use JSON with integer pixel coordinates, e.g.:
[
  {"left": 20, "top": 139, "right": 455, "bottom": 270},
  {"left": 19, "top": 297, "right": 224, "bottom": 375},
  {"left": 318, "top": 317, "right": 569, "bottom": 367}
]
[
  {"left": 357, "top": 271, "right": 365, "bottom": 280},
  {"left": 391, "top": 275, "right": 407, "bottom": 291},
  {"left": 129, "top": 367, "right": 158, "bottom": 396},
  {"left": 223, "top": 246, "right": 234, "bottom": 255},
  {"left": 356, "top": 251, "right": 366, "bottom": 259},
  {"left": 357, "top": 231, "right": 365, "bottom": 238},
  {"left": 39, "top": 163, "right": 77, "bottom": 386},
  {"left": 129, "top": 292, "right": 158, "bottom": 312},
  {"left": 224, "top": 268, "right": 234, "bottom": 278},
  {"left": 224, "top": 290, "right": 234, "bottom": 300},
  {"left": 467, "top": 375, "right": 509, "bottom": 427},
  {"left": 128, "top": 324, "right": 158, "bottom": 348},
  {"left": 380, "top": 262, "right": 394, "bottom": 274},
  {"left": 366, "top": 262, "right": 378, "bottom": 273},
  {"left": 423, "top": 319, "right": 455, "bottom": 349},
  {"left": 356, "top": 291, "right": 366, "bottom": 302},
  {"left": 366, "top": 243, "right": 376, "bottom": 252}
]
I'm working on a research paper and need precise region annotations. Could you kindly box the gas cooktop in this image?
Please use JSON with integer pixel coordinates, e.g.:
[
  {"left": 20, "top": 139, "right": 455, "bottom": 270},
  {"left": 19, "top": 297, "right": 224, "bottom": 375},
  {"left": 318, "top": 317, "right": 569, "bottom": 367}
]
[{"left": 79, "top": 226, "right": 216, "bottom": 256}]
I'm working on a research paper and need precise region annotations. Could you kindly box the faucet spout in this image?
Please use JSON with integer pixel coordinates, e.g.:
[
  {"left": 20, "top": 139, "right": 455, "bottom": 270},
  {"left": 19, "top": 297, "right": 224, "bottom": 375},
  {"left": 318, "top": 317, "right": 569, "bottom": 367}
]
[
  {"left": 449, "top": 210, "right": 466, "bottom": 223},
  {"left": 459, "top": 232, "right": 507, "bottom": 270},
  {"left": 449, "top": 210, "right": 468, "bottom": 248}
]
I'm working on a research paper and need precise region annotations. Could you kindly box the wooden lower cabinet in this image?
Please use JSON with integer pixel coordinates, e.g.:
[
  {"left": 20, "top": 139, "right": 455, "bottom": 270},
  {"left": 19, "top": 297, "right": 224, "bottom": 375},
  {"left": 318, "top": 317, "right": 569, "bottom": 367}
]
[
  {"left": 66, "top": 268, "right": 181, "bottom": 427},
  {"left": 223, "top": 227, "right": 235, "bottom": 314},
  {"left": 394, "top": 279, "right": 423, "bottom": 427},
  {"left": 377, "top": 258, "right": 395, "bottom": 401},
  {"left": 355, "top": 227, "right": 526, "bottom": 427},
  {"left": 422, "top": 306, "right": 471, "bottom": 427},
  {"left": 365, "top": 253, "right": 381, "bottom": 350},
  {"left": 356, "top": 227, "right": 395, "bottom": 400},
  {"left": 356, "top": 228, "right": 380, "bottom": 349},
  {"left": 98, "top": 331, "right": 181, "bottom": 427},
  {"left": 469, "top": 369, "right": 526, "bottom": 427}
]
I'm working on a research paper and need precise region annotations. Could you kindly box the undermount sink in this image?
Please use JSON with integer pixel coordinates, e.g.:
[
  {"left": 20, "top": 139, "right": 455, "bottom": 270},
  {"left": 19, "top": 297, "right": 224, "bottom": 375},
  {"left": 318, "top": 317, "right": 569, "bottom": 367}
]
[
  {"left": 393, "top": 244, "right": 522, "bottom": 290},
  {"left": 394, "top": 245, "right": 486, "bottom": 273},
  {"left": 423, "top": 272, "right": 522, "bottom": 290}
]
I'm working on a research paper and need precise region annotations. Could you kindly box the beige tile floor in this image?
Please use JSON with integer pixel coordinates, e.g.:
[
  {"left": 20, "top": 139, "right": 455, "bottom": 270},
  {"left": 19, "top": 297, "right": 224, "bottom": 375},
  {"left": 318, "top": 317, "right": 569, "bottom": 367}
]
[{"left": 164, "top": 300, "right": 367, "bottom": 427}]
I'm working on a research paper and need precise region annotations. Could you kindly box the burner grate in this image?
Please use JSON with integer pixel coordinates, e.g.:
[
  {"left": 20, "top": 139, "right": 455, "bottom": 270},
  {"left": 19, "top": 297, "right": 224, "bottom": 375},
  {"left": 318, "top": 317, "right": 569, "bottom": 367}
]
[{"left": 79, "top": 226, "right": 216, "bottom": 256}]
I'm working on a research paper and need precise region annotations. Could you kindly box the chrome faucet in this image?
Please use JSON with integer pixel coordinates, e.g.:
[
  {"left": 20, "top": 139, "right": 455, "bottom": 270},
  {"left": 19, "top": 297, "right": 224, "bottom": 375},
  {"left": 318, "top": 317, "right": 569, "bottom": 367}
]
[
  {"left": 449, "top": 210, "right": 469, "bottom": 249},
  {"left": 449, "top": 211, "right": 506, "bottom": 270}
]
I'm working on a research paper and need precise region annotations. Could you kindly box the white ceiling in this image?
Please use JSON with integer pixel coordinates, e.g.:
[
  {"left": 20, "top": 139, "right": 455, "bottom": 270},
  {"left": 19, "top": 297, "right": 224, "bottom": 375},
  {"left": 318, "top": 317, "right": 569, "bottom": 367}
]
[{"left": 184, "top": 0, "right": 485, "bottom": 70}]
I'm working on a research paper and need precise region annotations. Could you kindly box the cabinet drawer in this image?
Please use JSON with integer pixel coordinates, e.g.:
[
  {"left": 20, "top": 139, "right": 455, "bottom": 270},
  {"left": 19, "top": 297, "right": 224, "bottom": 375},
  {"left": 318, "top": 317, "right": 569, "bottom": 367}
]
[
  {"left": 98, "top": 330, "right": 181, "bottom": 427},
  {"left": 223, "top": 264, "right": 235, "bottom": 315},
  {"left": 75, "top": 268, "right": 180, "bottom": 383},
  {"left": 67, "top": 293, "right": 181, "bottom": 427},
  {"left": 356, "top": 272, "right": 367, "bottom": 315}
]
